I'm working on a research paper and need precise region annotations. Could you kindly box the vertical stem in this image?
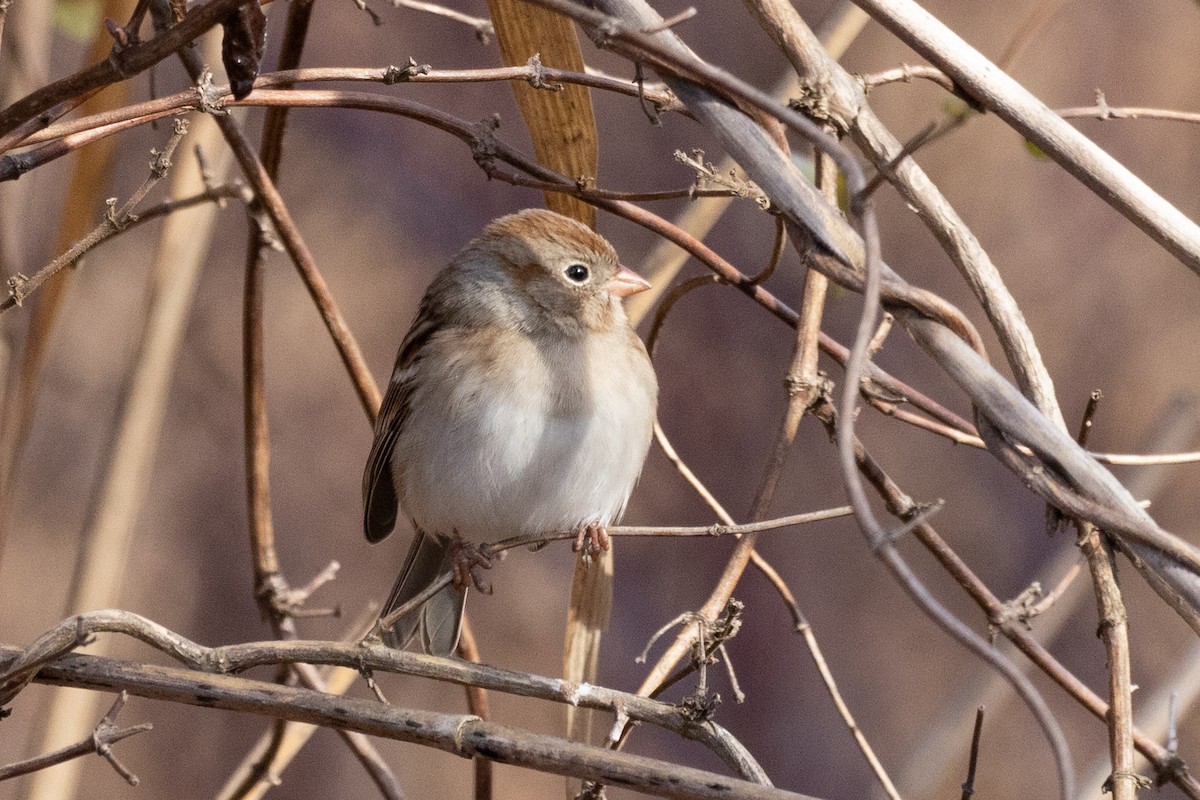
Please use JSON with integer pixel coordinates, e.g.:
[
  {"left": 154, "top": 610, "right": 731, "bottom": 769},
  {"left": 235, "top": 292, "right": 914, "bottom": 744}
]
[
  {"left": 457, "top": 618, "right": 494, "bottom": 800},
  {"left": 238, "top": 0, "right": 315, "bottom": 625},
  {"left": 210, "top": 1, "right": 401, "bottom": 795},
  {"left": 1079, "top": 525, "right": 1135, "bottom": 799},
  {"left": 243, "top": 214, "right": 279, "bottom": 591}
]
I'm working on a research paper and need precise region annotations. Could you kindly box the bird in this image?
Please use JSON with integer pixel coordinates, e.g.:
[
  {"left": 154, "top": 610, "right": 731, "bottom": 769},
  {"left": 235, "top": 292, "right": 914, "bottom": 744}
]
[{"left": 363, "top": 208, "right": 659, "bottom": 655}]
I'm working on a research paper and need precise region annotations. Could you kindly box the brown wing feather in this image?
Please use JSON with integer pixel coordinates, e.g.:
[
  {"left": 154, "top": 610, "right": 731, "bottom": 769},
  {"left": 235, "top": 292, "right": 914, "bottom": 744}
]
[{"left": 362, "top": 296, "right": 441, "bottom": 543}]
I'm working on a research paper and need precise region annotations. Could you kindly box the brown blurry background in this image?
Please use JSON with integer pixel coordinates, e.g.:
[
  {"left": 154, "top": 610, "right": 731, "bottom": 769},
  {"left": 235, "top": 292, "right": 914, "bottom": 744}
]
[{"left": 2, "top": 0, "right": 1200, "bottom": 798}]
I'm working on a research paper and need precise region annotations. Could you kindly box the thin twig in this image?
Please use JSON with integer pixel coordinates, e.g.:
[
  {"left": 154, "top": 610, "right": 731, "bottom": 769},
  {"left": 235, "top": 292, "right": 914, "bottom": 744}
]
[
  {"left": 1077, "top": 389, "right": 1103, "bottom": 447},
  {"left": 1079, "top": 516, "right": 1138, "bottom": 800},
  {"left": 1089, "top": 451, "right": 1200, "bottom": 466},
  {"left": 0, "top": 692, "right": 151, "bottom": 782},
  {"left": 1068, "top": 393, "right": 1135, "bottom": 800},
  {"left": 791, "top": 145, "right": 900, "bottom": 800},
  {"left": 798, "top": 621, "right": 901, "bottom": 800},
  {"left": 11, "top": 63, "right": 682, "bottom": 149},
  {"left": 393, "top": 0, "right": 494, "bottom": 43},
  {"left": 1024, "top": 559, "right": 1086, "bottom": 620},
  {"left": 1057, "top": 103, "right": 1200, "bottom": 126},
  {"left": 857, "top": 121, "right": 937, "bottom": 200},
  {"left": 996, "top": 0, "right": 1070, "bottom": 70},
  {"left": 239, "top": 0, "right": 312, "bottom": 632},
  {"left": 748, "top": 216, "right": 788, "bottom": 283},
  {"left": 866, "top": 313, "right": 894, "bottom": 358},
  {"left": 2, "top": 117, "right": 189, "bottom": 312},
  {"left": 490, "top": 509, "right": 855, "bottom": 552},
  {"left": 371, "top": 509, "right": 854, "bottom": 637},
  {"left": 960, "top": 707, "right": 984, "bottom": 800},
  {"left": 859, "top": 63, "right": 958, "bottom": 94},
  {"left": 641, "top": 6, "right": 696, "bottom": 34},
  {"left": 0, "top": 182, "right": 244, "bottom": 308}
]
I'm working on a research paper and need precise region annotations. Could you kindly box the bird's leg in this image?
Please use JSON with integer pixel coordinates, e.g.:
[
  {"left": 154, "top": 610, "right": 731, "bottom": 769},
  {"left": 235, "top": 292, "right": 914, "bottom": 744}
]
[
  {"left": 450, "top": 530, "right": 493, "bottom": 595},
  {"left": 572, "top": 521, "right": 610, "bottom": 559}
]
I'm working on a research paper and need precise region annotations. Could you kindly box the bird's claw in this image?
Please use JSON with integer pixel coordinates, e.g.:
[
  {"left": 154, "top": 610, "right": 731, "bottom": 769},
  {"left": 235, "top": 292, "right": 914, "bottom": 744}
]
[
  {"left": 572, "top": 522, "right": 610, "bottom": 560},
  {"left": 450, "top": 533, "right": 493, "bottom": 595}
]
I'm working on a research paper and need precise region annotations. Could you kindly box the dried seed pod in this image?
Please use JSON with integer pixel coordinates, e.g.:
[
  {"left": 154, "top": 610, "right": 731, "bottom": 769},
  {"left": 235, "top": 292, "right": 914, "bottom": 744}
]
[{"left": 221, "top": 2, "right": 267, "bottom": 101}]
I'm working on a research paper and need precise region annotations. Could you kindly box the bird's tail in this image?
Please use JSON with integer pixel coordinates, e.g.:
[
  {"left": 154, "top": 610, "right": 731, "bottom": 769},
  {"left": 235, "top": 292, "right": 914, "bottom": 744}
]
[{"left": 380, "top": 530, "right": 466, "bottom": 656}]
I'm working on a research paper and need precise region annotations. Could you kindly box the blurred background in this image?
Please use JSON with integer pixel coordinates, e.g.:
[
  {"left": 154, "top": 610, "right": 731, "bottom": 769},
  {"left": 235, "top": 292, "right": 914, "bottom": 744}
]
[{"left": 1, "top": 0, "right": 1199, "bottom": 798}]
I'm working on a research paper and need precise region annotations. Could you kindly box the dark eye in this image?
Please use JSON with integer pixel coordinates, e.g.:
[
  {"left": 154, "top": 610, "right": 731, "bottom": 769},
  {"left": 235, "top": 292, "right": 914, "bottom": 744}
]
[{"left": 564, "top": 263, "right": 589, "bottom": 284}]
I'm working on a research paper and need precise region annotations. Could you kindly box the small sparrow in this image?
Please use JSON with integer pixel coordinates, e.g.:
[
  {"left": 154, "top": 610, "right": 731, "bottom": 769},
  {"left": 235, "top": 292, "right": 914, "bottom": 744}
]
[{"left": 363, "top": 209, "right": 658, "bottom": 655}]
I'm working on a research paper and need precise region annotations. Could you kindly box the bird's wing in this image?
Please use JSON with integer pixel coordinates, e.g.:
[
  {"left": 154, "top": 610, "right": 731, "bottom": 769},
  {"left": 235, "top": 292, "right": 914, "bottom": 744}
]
[{"left": 362, "top": 295, "right": 442, "bottom": 543}]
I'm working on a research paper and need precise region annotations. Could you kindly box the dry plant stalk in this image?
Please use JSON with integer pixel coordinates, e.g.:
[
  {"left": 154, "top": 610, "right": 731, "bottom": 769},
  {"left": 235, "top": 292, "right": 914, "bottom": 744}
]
[{"left": 22, "top": 96, "right": 219, "bottom": 800}]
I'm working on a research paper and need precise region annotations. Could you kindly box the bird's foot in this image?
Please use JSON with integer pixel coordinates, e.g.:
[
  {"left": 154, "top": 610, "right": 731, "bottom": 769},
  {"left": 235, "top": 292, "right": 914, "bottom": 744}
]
[
  {"left": 450, "top": 531, "right": 493, "bottom": 595},
  {"left": 572, "top": 521, "right": 610, "bottom": 561}
]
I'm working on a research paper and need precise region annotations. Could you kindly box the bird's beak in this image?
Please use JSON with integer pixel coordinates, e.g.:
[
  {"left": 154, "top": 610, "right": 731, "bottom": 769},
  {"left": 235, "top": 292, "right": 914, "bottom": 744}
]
[{"left": 608, "top": 265, "right": 652, "bottom": 298}]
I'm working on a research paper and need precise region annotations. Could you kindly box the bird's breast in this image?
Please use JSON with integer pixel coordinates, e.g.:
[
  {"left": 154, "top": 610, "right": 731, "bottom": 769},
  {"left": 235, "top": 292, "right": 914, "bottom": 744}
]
[{"left": 394, "top": 326, "right": 656, "bottom": 539}]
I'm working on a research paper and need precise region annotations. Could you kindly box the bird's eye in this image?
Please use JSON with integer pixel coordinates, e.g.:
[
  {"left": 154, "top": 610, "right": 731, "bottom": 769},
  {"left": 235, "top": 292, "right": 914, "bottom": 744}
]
[{"left": 564, "top": 263, "right": 590, "bottom": 283}]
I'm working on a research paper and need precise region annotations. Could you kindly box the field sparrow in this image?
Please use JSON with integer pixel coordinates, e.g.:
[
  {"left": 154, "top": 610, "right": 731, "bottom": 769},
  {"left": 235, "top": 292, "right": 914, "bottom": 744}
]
[{"left": 363, "top": 209, "right": 659, "bottom": 655}]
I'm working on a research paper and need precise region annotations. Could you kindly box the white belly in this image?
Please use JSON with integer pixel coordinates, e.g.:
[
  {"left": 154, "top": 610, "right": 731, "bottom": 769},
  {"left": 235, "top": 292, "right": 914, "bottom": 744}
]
[{"left": 393, "top": 327, "right": 655, "bottom": 540}]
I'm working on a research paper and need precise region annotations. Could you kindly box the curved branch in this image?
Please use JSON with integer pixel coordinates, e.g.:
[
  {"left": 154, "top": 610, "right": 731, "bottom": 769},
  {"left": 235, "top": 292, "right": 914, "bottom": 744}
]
[
  {"left": 0, "top": 614, "right": 772, "bottom": 788},
  {"left": 12, "top": 645, "right": 815, "bottom": 800}
]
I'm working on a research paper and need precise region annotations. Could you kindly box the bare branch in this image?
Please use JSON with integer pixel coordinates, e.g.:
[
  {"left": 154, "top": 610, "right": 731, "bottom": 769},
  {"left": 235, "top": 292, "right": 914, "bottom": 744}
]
[
  {"left": 2, "top": 117, "right": 190, "bottom": 312},
  {"left": 1058, "top": 101, "right": 1200, "bottom": 126},
  {"left": 0, "top": 692, "right": 151, "bottom": 783},
  {"left": 0, "top": 615, "right": 780, "bottom": 794},
  {"left": 393, "top": 0, "right": 494, "bottom": 43},
  {"left": 960, "top": 707, "right": 985, "bottom": 800},
  {"left": 853, "top": 0, "right": 1200, "bottom": 273},
  {"left": 12, "top": 646, "right": 805, "bottom": 800}
]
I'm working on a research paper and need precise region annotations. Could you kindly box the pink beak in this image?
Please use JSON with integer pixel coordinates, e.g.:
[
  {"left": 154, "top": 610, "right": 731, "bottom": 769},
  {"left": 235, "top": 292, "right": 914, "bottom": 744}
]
[{"left": 607, "top": 265, "right": 652, "bottom": 298}]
